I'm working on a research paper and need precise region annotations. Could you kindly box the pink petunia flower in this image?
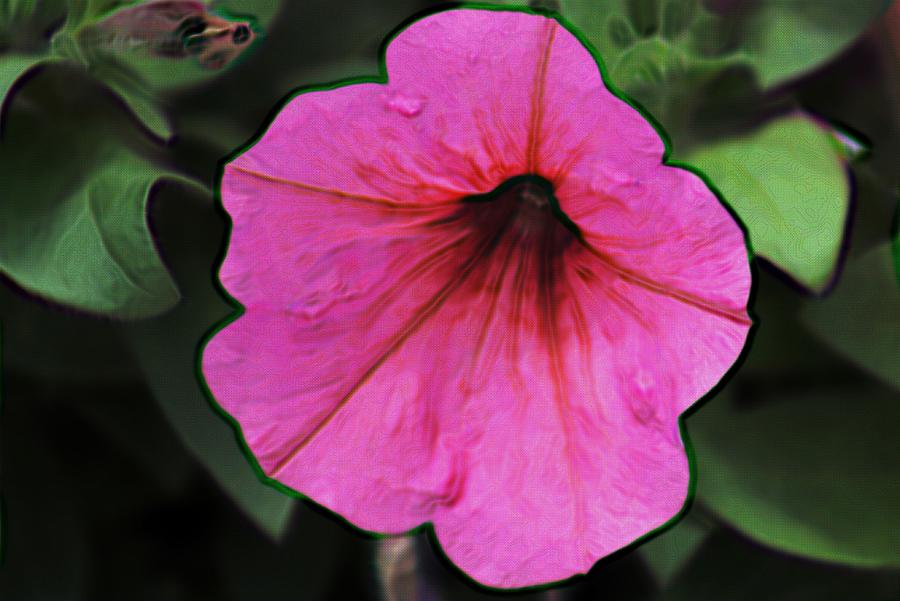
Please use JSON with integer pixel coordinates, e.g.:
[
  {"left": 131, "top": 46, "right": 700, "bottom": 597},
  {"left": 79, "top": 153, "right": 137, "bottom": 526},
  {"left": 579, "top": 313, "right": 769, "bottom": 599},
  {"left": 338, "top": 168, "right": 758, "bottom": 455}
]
[{"left": 202, "top": 7, "right": 752, "bottom": 589}]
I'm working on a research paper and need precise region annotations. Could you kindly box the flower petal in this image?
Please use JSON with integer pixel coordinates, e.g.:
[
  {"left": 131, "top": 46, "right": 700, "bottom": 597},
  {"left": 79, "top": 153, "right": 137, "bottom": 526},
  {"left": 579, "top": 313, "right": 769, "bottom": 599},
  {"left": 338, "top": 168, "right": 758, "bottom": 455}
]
[
  {"left": 530, "top": 17, "right": 666, "bottom": 182},
  {"left": 203, "top": 7, "right": 754, "bottom": 590},
  {"left": 206, "top": 171, "right": 750, "bottom": 588},
  {"left": 229, "top": 9, "right": 564, "bottom": 208},
  {"left": 533, "top": 21, "right": 750, "bottom": 314}
]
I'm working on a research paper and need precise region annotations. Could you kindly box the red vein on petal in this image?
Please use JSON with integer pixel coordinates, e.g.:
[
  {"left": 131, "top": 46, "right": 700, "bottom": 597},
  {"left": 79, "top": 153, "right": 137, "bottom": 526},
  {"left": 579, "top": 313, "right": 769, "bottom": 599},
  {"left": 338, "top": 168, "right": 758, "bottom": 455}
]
[
  {"left": 507, "top": 236, "right": 532, "bottom": 369},
  {"left": 368, "top": 233, "right": 469, "bottom": 317},
  {"left": 566, "top": 282, "right": 609, "bottom": 428},
  {"left": 474, "top": 109, "right": 505, "bottom": 175},
  {"left": 229, "top": 164, "right": 448, "bottom": 210},
  {"left": 466, "top": 231, "right": 519, "bottom": 394},
  {"left": 548, "top": 135, "right": 590, "bottom": 187},
  {"left": 606, "top": 284, "right": 655, "bottom": 333},
  {"left": 581, "top": 242, "right": 751, "bottom": 326},
  {"left": 269, "top": 223, "right": 511, "bottom": 478},
  {"left": 527, "top": 20, "right": 557, "bottom": 173},
  {"left": 541, "top": 233, "right": 586, "bottom": 536}
]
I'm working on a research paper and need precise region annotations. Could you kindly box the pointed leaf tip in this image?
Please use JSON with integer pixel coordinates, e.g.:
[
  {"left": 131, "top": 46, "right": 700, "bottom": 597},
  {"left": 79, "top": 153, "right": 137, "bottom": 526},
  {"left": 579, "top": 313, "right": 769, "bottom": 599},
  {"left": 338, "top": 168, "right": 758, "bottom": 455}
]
[{"left": 686, "top": 113, "right": 851, "bottom": 293}]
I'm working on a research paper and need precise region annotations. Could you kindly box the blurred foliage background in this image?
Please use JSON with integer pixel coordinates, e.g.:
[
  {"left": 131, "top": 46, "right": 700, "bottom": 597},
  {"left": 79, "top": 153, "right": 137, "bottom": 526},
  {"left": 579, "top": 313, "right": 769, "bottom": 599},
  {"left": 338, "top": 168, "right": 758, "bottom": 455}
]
[{"left": 0, "top": 0, "right": 899, "bottom": 599}]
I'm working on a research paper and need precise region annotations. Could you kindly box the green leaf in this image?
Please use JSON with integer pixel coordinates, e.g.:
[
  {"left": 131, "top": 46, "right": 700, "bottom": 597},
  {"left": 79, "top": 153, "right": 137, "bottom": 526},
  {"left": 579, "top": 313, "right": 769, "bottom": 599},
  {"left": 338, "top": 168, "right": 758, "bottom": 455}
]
[
  {"left": 735, "top": 0, "right": 893, "bottom": 88},
  {"left": 62, "top": 0, "right": 150, "bottom": 27},
  {"left": 0, "top": 53, "right": 44, "bottom": 111},
  {"left": 686, "top": 114, "right": 850, "bottom": 292},
  {"left": 0, "top": 0, "right": 69, "bottom": 55},
  {"left": 666, "top": 529, "right": 900, "bottom": 600},
  {"left": 556, "top": 0, "right": 888, "bottom": 88},
  {"left": 626, "top": 0, "right": 659, "bottom": 37},
  {"left": 637, "top": 511, "right": 712, "bottom": 589},
  {"left": 660, "top": 0, "right": 696, "bottom": 39},
  {"left": 1, "top": 0, "right": 67, "bottom": 35},
  {"left": 0, "top": 139, "right": 183, "bottom": 318},
  {"left": 0, "top": 0, "right": 54, "bottom": 114},
  {"left": 801, "top": 244, "right": 900, "bottom": 390},
  {"left": 0, "top": 56, "right": 197, "bottom": 318},
  {"left": 0, "top": 0, "right": 39, "bottom": 21},
  {"left": 217, "top": 0, "right": 282, "bottom": 26},
  {"left": 119, "top": 183, "right": 296, "bottom": 539},
  {"left": 49, "top": 28, "right": 173, "bottom": 139},
  {"left": 688, "top": 383, "right": 900, "bottom": 568},
  {"left": 100, "top": 69, "right": 172, "bottom": 139},
  {"left": 49, "top": 25, "right": 176, "bottom": 140},
  {"left": 894, "top": 235, "right": 900, "bottom": 285}
]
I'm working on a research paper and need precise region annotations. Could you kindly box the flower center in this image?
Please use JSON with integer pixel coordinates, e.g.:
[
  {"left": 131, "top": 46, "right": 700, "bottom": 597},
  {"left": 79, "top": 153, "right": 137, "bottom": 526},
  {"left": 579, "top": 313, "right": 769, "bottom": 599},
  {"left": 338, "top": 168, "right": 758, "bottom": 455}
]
[
  {"left": 460, "top": 175, "right": 581, "bottom": 255},
  {"left": 420, "top": 175, "right": 583, "bottom": 319}
]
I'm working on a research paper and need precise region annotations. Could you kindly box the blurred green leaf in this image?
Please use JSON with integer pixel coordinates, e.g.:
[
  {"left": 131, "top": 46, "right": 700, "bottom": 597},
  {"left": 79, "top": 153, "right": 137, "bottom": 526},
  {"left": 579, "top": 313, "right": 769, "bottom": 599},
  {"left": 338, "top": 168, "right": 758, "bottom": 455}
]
[
  {"left": 0, "top": 135, "right": 187, "bottom": 317},
  {"left": 217, "top": 0, "right": 282, "bottom": 25},
  {"left": 665, "top": 529, "right": 900, "bottom": 600},
  {"left": 734, "top": 0, "right": 893, "bottom": 88},
  {"left": 0, "top": 58, "right": 203, "bottom": 318},
  {"left": 0, "top": 53, "right": 42, "bottom": 111},
  {"left": 119, "top": 182, "right": 296, "bottom": 539},
  {"left": 688, "top": 383, "right": 900, "bottom": 569},
  {"left": 609, "top": 36, "right": 678, "bottom": 89},
  {"left": 563, "top": 0, "right": 738, "bottom": 93},
  {"left": 801, "top": 243, "right": 900, "bottom": 389},
  {"left": 63, "top": 0, "right": 114, "bottom": 25},
  {"left": 1, "top": 0, "right": 38, "bottom": 21},
  {"left": 99, "top": 66, "right": 172, "bottom": 138},
  {"left": 660, "top": 0, "right": 695, "bottom": 39},
  {"left": 894, "top": 235, "right": 900, "bottom": 284},
  {"left": 626, "top": 0, "right": 659, "bottom": 36},
  {"left": 686, "top": 113, "right": 850, "bottom": 292},
  {"left": 550, "top": 0, "right": 888, "bottom": 88},
  {"left": 0, "top": 0, "right": 54, "bottom": 115},
  {"left": 50, "top": 27, "right": 173, "bottom": 138},
  {"left": 1, "top": 0, "right": 67, "bottom": 38},
  {"left": 638, "top": 511, "right": 711, "bottom": 589}
]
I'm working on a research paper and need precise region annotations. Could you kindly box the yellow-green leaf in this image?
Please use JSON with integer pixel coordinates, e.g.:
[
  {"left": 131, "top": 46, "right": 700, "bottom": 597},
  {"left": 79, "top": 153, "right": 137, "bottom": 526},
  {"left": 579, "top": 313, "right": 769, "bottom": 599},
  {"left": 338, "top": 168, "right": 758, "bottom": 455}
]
[{"left": 687, "top": 114, "right": 850, "bottom": 292}]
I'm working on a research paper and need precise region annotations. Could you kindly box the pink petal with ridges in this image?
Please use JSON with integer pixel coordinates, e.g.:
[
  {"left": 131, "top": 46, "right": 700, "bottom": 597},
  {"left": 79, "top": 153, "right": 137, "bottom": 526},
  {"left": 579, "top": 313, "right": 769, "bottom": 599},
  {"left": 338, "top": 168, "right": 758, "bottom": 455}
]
[{"left": 203, "top": 7, "right": 752, "bottom": 590}]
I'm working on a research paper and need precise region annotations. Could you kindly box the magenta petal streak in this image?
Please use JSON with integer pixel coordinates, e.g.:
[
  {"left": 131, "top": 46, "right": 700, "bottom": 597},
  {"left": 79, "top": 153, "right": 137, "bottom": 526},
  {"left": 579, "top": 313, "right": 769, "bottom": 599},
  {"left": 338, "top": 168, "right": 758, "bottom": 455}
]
[{"left": 202, "top": 9, "right": 752, "bottom": 589}]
